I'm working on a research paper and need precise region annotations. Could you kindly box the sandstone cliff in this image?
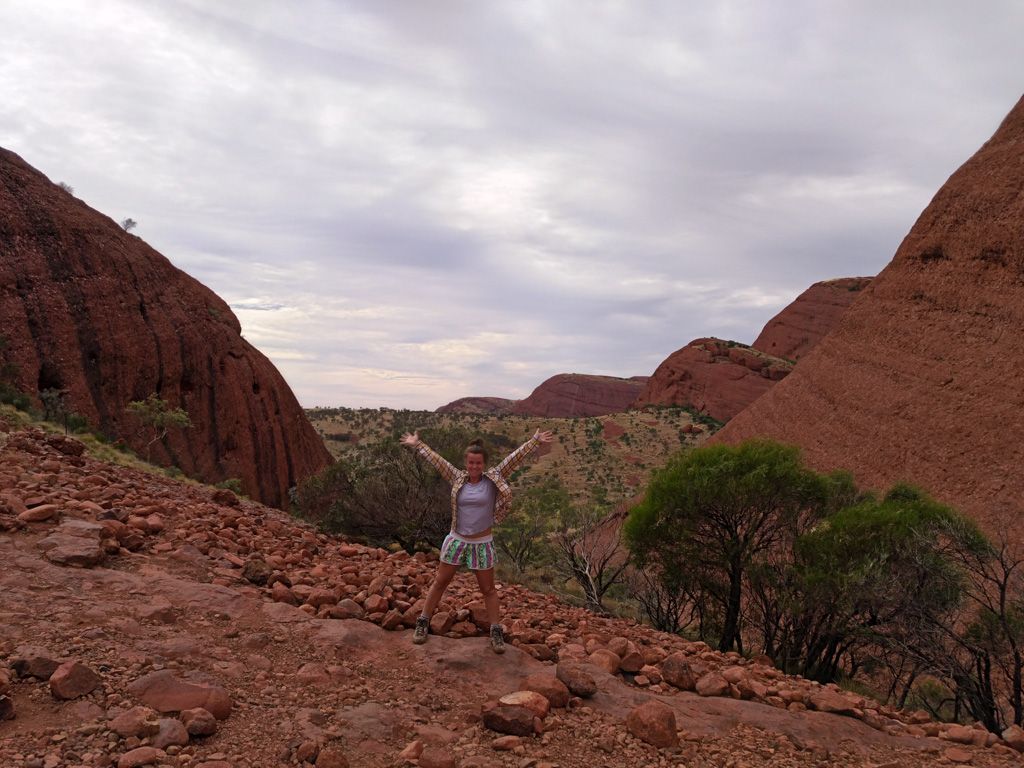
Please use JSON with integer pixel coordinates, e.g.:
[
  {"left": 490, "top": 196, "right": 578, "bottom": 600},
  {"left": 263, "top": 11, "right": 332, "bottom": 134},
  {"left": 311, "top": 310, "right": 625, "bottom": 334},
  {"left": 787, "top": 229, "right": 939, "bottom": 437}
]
[
  {"left": 632, "top": 339, "right": 792, "bottom": 423},
  {"left": 0, "top": 146, "right": 332, "bottom": 507},
  {"left": 510, "top": 373, "right": 647, "bottom": 418},
  {"left": 712, "top": 93, "right": 1024, "bottom": 533},
  {"left": 752, "top": 277, "right": 873, "bottom": 361}
]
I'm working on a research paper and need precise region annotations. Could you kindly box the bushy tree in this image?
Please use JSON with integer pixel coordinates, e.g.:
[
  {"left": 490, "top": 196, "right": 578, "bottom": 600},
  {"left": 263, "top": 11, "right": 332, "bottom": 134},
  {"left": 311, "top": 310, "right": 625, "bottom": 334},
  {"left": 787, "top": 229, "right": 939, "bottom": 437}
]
[
  {"left": 124, "top": 393, "right": 192, "bottom": 462},
  {"left": 766, "top": 483, "right": 987, "bottom": 683},
  {"left": 624, "top": 440, "right": 847, "bottom": 651}
]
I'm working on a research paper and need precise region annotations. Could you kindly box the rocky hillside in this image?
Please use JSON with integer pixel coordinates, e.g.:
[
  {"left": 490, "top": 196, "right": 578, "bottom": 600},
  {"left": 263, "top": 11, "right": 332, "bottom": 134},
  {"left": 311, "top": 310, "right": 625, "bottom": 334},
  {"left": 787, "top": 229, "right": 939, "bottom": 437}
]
[
  {"left": 0, "top": 146, "right": 332, "bottom": 508},
  {"left": 510, "top": 374, "right": 647, "bottom": 418},
  {"left": 752, "top": 277, "right": 873, "bottom": 361},
  {"left": 632, "top": 339, "right": 792, "bottom": 423},
  {"left": 712, "top": 92, "right": 1024, "bottom": 534},
  {"left": 3, "top": 424, "right": 1022, "bottom": 768}
]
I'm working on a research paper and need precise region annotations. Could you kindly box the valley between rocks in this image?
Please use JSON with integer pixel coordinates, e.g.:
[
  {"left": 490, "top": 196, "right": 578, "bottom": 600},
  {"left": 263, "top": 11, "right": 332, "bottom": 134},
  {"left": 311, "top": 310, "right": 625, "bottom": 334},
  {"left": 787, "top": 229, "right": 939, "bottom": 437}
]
[{"left": 1, "top": 427, "right": 1020, "bottom": 768}]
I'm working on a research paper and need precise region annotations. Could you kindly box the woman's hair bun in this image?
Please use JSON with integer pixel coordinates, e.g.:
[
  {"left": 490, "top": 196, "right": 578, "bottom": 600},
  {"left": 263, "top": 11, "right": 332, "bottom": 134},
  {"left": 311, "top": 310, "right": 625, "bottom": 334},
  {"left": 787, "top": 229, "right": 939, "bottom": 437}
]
[{"left": 469, "top": 438, "right": 485, "bottom": 448}]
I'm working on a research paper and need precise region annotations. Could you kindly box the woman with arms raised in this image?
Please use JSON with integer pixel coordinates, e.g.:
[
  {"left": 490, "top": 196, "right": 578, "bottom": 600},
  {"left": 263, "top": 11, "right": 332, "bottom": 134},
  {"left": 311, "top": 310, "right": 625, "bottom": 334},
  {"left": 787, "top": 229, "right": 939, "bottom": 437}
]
[{"left": 400, "top": 428, "right": 553, "bottom": 653}]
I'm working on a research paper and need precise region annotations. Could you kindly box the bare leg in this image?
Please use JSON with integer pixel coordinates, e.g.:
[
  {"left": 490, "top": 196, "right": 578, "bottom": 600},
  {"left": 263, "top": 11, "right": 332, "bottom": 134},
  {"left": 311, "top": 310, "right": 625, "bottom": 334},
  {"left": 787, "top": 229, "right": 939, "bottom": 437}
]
[
  {"left": 421, "top": 562, "right": 459, "bottom": 617},
  {"left": 474, "top": 567, "right": 500, "bottom": 626}
]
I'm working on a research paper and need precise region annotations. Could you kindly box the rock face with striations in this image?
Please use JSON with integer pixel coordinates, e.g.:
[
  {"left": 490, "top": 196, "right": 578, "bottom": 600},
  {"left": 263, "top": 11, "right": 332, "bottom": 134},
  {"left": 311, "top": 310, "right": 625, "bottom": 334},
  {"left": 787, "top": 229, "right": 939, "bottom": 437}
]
[
  {"left": 510, "top": 374, "right": 647, "bottom": 418},
  {"left": 0, "top": 146, "right": 332, "bottom": 508},
  {"left": 752, "top": 277, "right": 873, "bottom": 361},
  {"left": 435, "top": 396, "right": 518, "bottom": 414},
  {"left": 632, "top": 339, "right": 792, "bottom": 423},
  {"left": 711, "top": 93, "right": 1024, "bottom": 533}
]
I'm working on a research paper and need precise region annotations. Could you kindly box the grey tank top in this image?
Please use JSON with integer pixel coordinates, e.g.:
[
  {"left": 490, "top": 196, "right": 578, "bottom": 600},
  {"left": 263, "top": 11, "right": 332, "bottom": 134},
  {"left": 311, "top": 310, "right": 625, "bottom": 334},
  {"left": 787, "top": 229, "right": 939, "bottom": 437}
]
[{"left": 456, "top": 478, "right": 497, "bottom": 536}]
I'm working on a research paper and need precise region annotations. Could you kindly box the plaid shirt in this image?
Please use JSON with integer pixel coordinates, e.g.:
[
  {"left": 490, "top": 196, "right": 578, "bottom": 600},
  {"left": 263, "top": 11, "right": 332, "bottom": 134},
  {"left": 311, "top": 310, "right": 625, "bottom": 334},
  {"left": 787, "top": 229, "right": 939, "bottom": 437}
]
[{"left": 415, "top": 436, "right": 541, "bottom": 531}]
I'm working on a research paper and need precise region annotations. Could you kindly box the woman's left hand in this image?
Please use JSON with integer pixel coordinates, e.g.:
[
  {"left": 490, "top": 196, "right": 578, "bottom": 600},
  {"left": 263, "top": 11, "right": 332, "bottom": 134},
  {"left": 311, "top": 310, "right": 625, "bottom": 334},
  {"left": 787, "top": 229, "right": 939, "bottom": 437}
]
[{"left": 533, "top": 429, "right": 553, "bottom": 443}]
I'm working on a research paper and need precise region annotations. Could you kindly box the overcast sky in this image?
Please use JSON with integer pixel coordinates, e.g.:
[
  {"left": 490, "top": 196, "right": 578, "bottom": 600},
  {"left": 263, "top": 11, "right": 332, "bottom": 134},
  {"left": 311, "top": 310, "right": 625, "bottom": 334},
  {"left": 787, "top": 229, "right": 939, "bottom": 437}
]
[{"left": 3, "top": 2, "right": 1023, "bottom": 409}]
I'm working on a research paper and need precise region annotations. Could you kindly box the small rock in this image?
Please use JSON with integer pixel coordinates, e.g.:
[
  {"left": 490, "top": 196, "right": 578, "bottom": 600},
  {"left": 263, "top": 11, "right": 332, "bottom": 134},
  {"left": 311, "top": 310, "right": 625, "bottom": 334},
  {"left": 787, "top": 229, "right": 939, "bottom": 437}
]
[
  {"left": 0, "top": 694, "right": 14, "bottom": 721},
  {"left": 430, "top": 611, "right": 454, "bottom": 636},
  {"left": 418, "top": 746, "right": 456, "bottom": 768},
  {"left": 492, "top": 735, "right": 523, "bottom": 751},
  {"left": 315, "top": 746, "right": 350, "bottom": 768},
  {"left": 212, "top": 488, "right": 240, "bottom": 506},
  {"left": 110, "top": 706, "right": 159, "bottom": 738},
  {"left": 555, "top": 662, "right": 597, "bottom": 698},
  {"left": 296, "top": 741, "right": 320, "bottom": 762},
  {"left": 695, "top": 671, "right": 729, "bottom": 697},
  {"left": 626, "top": 699, "right": 679, "bottom": 749},
  {"left": 242, "top": 559, "right": 273, "bottom": 585},
  {"left": 808, "top": 689, "right": 861, "bottom": 717},
  {"left": 943, "top": 747, "right": 972, "bottom": 764},
  {"left": 1002, "top": 723, "right": 1024, "bottom": 751},
  {"left": 330, "top": 599, "right": 365, "bottom": 620},
  {"left": 49, "top": 661, "right": 101, "bottom": 699},
  {"left": 18, "top": 504, "right": 58, "bottom": 522},
  {"left": 620, "top": 650, "right": 646, "bottom": 673},
  {"left": 151, "top": 718, "right": 189, "bottom": 750},
  {"left": 660, "top": 652, "right": 698, "bottom": 691},
  {"left": 498, "top": 690, "right": 550, "bottom": 719},
  {"left": 13, "top": 651, "right": 62, "bottom": 681},
  {"left": 520, "top": 674, "right": 571, "bottom": 708},
  {"left": 296, "top": 663, "right": 331, "bottom": 687},
  {"left": 180, "top": 707, "right": 219, "bottom": 736},
  {"left": 588, "top": 648, "right": 620, "bottom": 675},
  {"left": 942, "top": 724, "right": 978, "bottom": 745},
  {"left": 117, "top": 746, "right": 166, "bottom": 768},
  {"left": 271, "top": 582, "right": 298, "bottom": 605},
  {"left": 398, "top": 740, "right": 424, "bottom": 760},
  {"left": 482, "top": 702, "right": 536, "bottom": 736}
]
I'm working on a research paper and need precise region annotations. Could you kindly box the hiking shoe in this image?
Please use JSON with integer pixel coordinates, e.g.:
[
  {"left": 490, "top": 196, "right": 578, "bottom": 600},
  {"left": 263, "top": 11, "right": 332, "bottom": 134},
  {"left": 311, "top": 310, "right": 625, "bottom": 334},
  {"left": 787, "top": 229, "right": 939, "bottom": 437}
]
[
  {"left": 413, "top": 615, "right": 429, "bottom": 645},
  {"left": 490, "top": 624, "right": 505, "bottom": 654}
]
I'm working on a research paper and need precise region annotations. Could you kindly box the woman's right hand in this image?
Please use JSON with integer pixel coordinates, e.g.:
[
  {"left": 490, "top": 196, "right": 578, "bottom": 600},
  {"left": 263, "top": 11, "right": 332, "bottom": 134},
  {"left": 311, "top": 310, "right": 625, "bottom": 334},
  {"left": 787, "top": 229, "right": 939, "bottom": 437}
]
[{"left": 399, "top": 431, "right": 420, "bottom": 447}]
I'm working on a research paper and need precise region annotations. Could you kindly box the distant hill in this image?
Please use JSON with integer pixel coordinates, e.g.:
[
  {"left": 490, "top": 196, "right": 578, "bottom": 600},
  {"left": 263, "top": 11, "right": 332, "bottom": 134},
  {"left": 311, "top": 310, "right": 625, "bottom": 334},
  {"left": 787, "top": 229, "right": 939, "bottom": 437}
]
[
  {"left": 510, "top": 373, "right": 647, "bottom": 418},
  {"left": 632, "top": 339, "right": 793, "bottom": 423},
  {"left": 435, "top": 396, "right": 519, "bottom": 414}
]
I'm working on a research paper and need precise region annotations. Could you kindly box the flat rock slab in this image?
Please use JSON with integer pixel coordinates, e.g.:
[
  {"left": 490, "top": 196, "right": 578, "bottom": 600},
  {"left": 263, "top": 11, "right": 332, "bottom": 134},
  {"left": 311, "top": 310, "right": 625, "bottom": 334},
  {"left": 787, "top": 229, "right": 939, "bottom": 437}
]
[{"left": 127, "top": 670, "right": 232, "bottom": 720}]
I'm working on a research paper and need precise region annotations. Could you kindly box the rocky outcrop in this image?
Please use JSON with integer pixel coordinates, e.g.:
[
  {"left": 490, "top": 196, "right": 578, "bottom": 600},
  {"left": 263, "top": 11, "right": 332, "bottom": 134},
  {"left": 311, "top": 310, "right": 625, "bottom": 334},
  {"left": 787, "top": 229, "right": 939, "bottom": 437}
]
[
  {"left": 0, "top": 424, "right": 1006, "bottom": 767},
  {"left": 711, "top": 92, "right": 1024, "bottom": 533},
  {"left": 435, "top": 396, "right": 518, "bottom": 414},
  {"left": 0, "top": 146, "right": 332, "bottom": 507},
  {"left": 510, "top": 373, "right": 647, "bottom": 418},
  {"left": 632, "top": 339, "right": 792, "bottom": 423},
  {"left": 752, "top": 277, "right": 873, "bottom": 361}
]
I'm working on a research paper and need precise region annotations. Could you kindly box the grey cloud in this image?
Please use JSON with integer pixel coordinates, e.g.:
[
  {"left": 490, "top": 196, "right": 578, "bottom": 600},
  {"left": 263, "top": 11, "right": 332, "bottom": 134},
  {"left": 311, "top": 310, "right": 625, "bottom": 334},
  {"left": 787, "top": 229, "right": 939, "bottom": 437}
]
[{"left": 3, "top": 1, "right": 1024, "bottom": 408}]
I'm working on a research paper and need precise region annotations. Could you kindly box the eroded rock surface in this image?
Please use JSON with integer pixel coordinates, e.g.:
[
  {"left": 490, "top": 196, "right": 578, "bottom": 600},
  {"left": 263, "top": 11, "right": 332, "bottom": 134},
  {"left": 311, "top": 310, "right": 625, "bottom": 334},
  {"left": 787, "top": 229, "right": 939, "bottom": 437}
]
[
  {"left": 712, "top": 92, "right": 1024, "bottom": 535},
  {"left": 632, "top": 339, "right": 792, "bottom": 422},
  {"left": 0, "top": 146, "right": 332, "bottom": 507},
  {"left": 752, "top": 277, "right": 873, "bottom": 361}
]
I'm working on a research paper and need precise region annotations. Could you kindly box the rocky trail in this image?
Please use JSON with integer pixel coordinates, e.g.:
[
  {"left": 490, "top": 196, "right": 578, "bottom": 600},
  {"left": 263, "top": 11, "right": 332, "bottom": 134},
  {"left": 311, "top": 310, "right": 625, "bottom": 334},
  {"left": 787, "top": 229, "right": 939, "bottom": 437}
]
[{"left": 1, "top": 426, "right": 1021, "bottom": 768}]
